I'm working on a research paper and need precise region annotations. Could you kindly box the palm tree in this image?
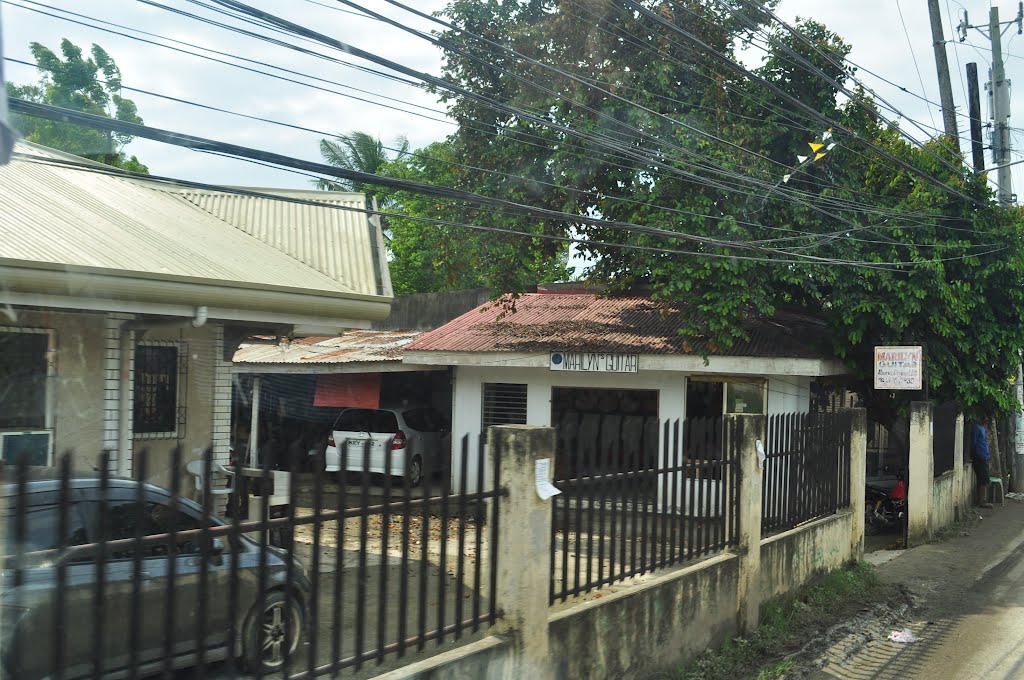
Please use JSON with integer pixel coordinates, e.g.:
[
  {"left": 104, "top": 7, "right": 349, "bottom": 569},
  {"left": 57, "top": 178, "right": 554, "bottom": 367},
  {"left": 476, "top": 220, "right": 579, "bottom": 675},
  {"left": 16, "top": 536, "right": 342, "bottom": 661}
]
[{"left": 316, "top": 131, "right": 409, "bottom": 198}]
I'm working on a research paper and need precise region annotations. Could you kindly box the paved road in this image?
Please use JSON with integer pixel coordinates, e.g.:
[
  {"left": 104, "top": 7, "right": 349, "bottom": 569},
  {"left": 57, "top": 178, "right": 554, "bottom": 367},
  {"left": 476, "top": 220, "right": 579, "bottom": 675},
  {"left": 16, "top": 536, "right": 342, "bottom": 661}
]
[{"left": 812, "top": 505, "right": 1024, "bottom": 680}]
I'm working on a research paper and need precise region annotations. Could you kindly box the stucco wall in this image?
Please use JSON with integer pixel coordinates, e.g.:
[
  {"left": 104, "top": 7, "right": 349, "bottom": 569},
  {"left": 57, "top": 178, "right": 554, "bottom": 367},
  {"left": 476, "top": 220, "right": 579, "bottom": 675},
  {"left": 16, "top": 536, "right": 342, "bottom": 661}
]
[
  {"left": 931, "top": 471, "right": 956, "bottom": 530},
  {"left": 548, "top": 554, "right": 740, "bottom": 680},
  {"left": 3, "top": 309, "right": 107, "bottom": 472},
  {"left": 133, "top": 323, "right": 221, "bottom": 489},
  {"left": 452, "top": 366, "right": 811, "bottom": 492},
  {"left": 759, "top": 511, "right": 855, "bottom": 602}
]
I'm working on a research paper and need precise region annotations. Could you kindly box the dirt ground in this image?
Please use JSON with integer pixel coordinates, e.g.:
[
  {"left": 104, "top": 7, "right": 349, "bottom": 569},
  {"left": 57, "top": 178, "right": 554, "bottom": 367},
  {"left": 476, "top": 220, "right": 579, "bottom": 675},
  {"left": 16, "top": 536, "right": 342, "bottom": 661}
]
[{"left": 772, "top": 498, "right": 1024, "bottom": 679}]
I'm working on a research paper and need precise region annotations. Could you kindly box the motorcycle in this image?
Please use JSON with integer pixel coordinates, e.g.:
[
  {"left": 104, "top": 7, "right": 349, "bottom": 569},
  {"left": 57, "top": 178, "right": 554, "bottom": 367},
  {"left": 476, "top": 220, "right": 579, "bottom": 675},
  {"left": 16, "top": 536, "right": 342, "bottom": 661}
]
[{"left": 865, "top": 474, "right": 907, "bottom": 535}]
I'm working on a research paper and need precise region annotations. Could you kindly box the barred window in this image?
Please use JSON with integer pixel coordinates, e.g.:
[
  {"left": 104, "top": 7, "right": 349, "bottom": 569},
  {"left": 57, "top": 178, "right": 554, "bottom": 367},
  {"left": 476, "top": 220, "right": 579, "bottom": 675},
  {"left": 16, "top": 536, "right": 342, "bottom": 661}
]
[
  {"left": 482, "top": 383, "right": 527, "bottom": 429},
  {"left": 134, "top": 345, "right": 179, "bottom": 434}
]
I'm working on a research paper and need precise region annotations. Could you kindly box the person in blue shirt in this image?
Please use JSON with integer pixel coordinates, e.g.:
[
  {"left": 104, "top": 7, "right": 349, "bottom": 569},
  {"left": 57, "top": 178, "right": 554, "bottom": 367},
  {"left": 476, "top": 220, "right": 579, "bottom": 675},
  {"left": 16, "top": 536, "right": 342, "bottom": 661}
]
[{"left": 971, "top": 421, "right": 994, "bottom": 508}]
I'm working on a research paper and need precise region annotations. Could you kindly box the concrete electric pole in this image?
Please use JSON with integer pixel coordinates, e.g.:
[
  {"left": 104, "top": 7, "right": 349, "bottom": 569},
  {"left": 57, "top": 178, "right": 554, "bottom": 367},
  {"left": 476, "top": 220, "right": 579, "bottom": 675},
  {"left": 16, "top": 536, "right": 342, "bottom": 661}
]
[
  {"left": 959, "top": 4, "right": 1022, "bottom": 204},
  {"left": 959, "top": 5, "right": 1024, "bottom": 491},
  {"left": 927, "top": 0, "right": 961, "bottom": 153}
]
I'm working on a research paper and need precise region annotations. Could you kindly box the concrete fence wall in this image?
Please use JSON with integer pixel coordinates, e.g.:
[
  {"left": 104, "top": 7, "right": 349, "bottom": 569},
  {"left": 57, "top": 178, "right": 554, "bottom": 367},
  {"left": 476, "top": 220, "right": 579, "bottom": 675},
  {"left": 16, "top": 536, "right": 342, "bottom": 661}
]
[
  {"left": 906, "top": 405, "right": 970, "bottom": 544},
  {"left": 381, "top": 411, "right": 868, "bottom": 680}
]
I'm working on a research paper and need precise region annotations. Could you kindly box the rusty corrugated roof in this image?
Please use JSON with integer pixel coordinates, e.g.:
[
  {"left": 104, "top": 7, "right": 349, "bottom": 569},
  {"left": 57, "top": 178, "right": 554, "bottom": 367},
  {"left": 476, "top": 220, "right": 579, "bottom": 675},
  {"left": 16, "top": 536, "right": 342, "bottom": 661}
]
[
  {"left": 405, "top": 294, "right": 829, "bottom": 358},
  {"left": 234, "top": 329, "right": 422, "bottom": 364}
]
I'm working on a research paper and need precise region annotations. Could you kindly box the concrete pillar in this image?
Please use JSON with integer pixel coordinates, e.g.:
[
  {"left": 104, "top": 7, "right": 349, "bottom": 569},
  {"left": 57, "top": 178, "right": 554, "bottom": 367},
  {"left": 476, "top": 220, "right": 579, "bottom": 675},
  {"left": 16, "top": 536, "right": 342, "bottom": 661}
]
[
  {"left": 953, "top": 413, "right": 965, "bottom": 518},
  {"left": 489, "top": 424, "right": 555, "bottom": 680},
  {"left": 848, "top": 408, "right": 868, "bottom": 561},
  {"left": 732, "top": 414, "right": 766, "bottom": 635},
  {"left": 906, "top": 402, "right": 934, "bottom": 546}
]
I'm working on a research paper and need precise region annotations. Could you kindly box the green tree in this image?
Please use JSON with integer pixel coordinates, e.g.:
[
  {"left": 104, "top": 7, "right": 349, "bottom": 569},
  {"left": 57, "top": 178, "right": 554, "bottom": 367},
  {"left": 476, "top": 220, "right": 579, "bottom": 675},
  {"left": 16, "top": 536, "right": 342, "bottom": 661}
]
[
  {"left": 433, "top": 2, "right": 1024, "bottom": 418},
  {"left": 6, "top": 39, "right": 148, "bottom": 172},
  {"left": 316, "top": 131, "right": 409, "bottom": 197},
  {"left": 378, "top": 140, "right": 570, "bottom": 294}
]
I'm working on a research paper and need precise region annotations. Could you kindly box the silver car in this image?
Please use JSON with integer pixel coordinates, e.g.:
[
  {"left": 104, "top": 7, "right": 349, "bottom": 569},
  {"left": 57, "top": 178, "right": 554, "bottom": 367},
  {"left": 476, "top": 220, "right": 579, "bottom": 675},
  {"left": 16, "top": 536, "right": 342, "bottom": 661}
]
[
  {"left": 1, "top": 477, "right": 310, "bottom": 679},
  {"left": 323, "top": 407, "right": 450, "bottom": 486}
]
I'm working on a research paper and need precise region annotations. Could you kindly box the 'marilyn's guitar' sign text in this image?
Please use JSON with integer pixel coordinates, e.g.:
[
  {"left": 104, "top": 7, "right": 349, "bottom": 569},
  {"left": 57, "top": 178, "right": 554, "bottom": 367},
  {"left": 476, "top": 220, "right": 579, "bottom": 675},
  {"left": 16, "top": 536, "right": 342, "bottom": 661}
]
[
  {"left": 873, "top": 346, "right": 923, "bottom": 390},
  {"left": 549, "top": 352, "right": 639, "bottom": 373}
]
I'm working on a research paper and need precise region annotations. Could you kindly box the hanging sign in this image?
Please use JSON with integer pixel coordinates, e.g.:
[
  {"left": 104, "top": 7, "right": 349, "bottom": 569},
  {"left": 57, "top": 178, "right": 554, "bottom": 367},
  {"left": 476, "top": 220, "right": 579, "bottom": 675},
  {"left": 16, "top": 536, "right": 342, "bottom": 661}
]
[
  {"left": 873, "top": 346, "right": 923, "bottom": 390},
  {"left": 549, "top": 351, "right": 639, "bottom": 373}
]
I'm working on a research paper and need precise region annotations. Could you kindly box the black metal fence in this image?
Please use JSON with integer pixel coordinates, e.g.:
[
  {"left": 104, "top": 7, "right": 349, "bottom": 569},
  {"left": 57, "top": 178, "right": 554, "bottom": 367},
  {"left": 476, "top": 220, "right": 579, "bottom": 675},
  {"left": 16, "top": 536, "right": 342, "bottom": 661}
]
[
  {"left": 762, "top": 411, "right": 853, "bottom": 535},
  {"left": 549, "top": 417, "right": 741, "bottom": 604},
  {"left": 1, "top": 435, "right": 502, "bottom": 679}
]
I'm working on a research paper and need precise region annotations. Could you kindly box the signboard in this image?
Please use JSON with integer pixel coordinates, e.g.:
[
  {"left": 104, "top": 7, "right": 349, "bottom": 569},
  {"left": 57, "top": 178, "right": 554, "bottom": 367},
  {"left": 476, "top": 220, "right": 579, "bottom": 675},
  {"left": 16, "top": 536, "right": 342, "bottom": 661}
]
[
  {"left": 873, "top": 346, "right": 923, "bottom": 390},
  {"left": 549, "top": 352, "right": 639, "bottom": 373}
]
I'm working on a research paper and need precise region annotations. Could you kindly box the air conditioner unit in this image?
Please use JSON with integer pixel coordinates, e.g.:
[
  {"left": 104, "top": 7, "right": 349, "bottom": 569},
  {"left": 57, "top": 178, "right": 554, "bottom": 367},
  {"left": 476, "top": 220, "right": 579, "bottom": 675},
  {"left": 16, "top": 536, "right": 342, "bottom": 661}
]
[{"left": 0, "top": 430, "right": 53, "bottom": 466}]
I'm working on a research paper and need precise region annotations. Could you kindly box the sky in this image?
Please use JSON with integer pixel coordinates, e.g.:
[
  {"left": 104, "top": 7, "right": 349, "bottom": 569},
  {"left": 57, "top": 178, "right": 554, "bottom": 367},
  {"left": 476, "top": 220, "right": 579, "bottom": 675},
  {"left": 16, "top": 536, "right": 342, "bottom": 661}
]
[{"left": 4, "top": 0, "right": 1024, "bottom": 197}]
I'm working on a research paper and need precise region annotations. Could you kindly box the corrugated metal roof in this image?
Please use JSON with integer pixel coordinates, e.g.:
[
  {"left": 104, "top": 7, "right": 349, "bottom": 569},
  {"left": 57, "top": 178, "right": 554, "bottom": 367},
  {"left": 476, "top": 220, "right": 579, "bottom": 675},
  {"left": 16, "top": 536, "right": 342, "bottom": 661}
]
[
  {"left": 234, "top": 329, "right": 422, "bottom": 364},
  {"left": 2, "top": 144, "right": 389, "bottom": 298},
  {"left": 406, "top": 294, "right": 829, "bottom": 358},
  {"left": 173, "top": 189, "right": 385, "bottom": 297}
]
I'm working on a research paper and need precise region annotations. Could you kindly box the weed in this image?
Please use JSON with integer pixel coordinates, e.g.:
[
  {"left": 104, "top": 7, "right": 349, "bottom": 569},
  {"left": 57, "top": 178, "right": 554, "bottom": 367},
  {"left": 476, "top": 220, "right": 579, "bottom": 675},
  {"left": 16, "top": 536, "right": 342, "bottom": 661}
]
[{"left": 656, "top": 561, "right": 880, "bottom": 680}]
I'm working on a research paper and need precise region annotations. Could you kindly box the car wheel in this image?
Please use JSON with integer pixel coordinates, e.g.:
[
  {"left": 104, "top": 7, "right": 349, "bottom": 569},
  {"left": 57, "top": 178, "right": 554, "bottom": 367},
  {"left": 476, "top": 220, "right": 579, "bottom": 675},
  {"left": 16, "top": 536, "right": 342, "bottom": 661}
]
[
  {"left": 242, "top": 590, "right": 303, "bottom": 673},
  {"left": 407, "top": 455, "right": 423, "bottom": 487}
]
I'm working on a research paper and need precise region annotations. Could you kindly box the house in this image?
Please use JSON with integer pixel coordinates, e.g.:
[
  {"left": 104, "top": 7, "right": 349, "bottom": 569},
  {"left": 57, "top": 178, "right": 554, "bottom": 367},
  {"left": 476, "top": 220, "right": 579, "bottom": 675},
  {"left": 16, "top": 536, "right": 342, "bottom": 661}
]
[
  {"left": 403, "top": 287, "right": 849, "bottom": 488},
  {"left": 0, "top": 143, "right": 391, "bottom": 486}
]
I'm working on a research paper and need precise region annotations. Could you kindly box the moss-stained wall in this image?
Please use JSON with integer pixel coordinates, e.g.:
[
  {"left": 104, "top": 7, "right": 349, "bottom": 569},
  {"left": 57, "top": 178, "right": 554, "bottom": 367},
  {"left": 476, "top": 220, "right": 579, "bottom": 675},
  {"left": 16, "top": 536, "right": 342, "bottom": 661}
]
[
  {"left": 549, "top": 554, "right": 740, "bottom": 680},
  {"left": 759, "top": 511, "right": 855, "bottom": 602},
  {"left": 932, "top": 471, "right": 957, "bottom": 531}
]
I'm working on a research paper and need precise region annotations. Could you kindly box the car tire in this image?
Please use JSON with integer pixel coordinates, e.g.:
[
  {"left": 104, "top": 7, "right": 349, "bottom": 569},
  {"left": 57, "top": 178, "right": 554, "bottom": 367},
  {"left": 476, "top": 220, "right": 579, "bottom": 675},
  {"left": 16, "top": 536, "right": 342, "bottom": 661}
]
[
  {"left": 407, "top": 455, "right": 423, "bottom": 487},
  {"left": 241, "top": 590, "right": 304, "bottom": 674}
]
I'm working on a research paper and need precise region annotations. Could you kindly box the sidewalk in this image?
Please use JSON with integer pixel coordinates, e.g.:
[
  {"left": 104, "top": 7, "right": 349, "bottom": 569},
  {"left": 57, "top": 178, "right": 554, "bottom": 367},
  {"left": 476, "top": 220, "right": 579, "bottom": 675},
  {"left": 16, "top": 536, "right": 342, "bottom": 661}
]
[{"left": 802, "top": 498, "right": 1024, "bottom": 679}]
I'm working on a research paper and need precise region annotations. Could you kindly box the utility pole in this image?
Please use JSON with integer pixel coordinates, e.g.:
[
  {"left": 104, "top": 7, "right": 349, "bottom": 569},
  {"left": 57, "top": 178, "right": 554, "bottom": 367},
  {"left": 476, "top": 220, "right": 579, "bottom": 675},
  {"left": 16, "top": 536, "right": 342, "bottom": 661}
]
[
  {"left": 960, "top": 4, "right": 1022, "bottom": 203},
  {"left": 990, "top": 6, "right": 1014, "bottom": 205},
  {"left": 927, "top": 0, "right": 961, "bottom": 153},
  {"left": 966, "top": 63, "right": 986, "bottom": 171},
  {"left": 960, "top": 5, "right": 1024, "bottom": 491}
]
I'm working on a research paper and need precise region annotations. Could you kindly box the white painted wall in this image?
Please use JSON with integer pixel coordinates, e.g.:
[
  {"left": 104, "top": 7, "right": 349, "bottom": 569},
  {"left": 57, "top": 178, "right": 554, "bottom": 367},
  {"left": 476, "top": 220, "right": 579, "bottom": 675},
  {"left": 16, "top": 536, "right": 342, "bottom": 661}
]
[
  {"left": 766, "top": 375, "right": 812, "bottom": 416},
  {"left": 452, "top": 366, "right": 816, "bottom": 491}
]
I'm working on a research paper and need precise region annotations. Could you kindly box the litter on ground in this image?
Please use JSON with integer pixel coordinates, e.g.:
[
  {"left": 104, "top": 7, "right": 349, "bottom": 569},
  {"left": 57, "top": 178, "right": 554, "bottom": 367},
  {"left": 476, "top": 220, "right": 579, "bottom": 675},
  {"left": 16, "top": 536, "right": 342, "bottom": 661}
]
[{"left": 887, "top": 629, "right": 918, "bottom": 643}]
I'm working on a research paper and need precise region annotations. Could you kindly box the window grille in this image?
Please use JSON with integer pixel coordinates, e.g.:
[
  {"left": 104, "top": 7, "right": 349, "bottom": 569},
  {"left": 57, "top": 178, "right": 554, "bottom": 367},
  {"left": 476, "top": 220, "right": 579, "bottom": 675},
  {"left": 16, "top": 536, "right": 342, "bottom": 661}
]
[{"left": 481, "top": 383, "right": 527, "bottom": 430}]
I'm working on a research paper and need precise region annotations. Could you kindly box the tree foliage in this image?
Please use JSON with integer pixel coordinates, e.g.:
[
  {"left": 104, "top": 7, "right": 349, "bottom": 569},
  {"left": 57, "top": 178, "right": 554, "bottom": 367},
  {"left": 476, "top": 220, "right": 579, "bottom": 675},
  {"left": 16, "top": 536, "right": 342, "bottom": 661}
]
[
  {"left": 6, "top": 39, "right": 148, "bottom": 172},
  {"left": 433, "top": 1, "right": 1024, "bottom": 418}
]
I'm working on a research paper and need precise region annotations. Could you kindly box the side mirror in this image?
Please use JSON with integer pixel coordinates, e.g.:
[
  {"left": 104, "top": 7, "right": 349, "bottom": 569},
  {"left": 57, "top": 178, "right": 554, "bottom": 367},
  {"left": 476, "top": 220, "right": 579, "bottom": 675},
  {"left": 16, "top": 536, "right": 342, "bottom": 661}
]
[{"left": 208, "top": 536, "right": 226, "bottom": 566}]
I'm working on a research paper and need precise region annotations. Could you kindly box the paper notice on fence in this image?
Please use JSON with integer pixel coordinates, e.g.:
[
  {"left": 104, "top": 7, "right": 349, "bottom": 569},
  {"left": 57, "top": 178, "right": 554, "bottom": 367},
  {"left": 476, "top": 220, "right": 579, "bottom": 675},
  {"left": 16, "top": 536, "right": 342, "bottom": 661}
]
[{"left": 535, "top": 458, "right": 562, "bottom": 500}]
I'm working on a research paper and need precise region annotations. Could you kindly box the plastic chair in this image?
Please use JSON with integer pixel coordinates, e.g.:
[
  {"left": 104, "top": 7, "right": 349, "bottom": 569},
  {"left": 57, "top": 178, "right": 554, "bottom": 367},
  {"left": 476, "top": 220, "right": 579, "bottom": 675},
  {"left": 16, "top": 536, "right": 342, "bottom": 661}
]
[
  {"left": 989, "top": 476, "right": 1006, "bottom": 506},
  {"left": 186, "top": 459, "right": 236, "bottom": 508}
]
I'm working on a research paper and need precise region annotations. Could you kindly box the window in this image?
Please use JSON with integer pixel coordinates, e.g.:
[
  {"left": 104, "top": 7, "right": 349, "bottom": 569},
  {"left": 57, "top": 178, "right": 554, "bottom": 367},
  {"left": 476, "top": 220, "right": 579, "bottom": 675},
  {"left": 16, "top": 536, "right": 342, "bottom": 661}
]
[
  {"left": 0, "top": 329, "right": 53, "bottom": 465},
  {"left": 4, "top": 502, "right": 88, "bottom": 556},
  {"left": 370, "top": 410, "right": 399, "bottom": 433},
  {"left": 133, "top": 344, "right": 180, "bottom": 435},
  {"left": 0, "top": 331, "right": 49, "bottom": 429},
  {"left": 403, "top": 408, "right": 447, "bottom": 432},
  {"left": 335, "top": 408, "right": 372, "bottom": 432},
  {"left": 726, "top": 380, "right": 765, "bottom": 414},
  {"left": 101, "top": 500, "right": 204, "bottom": 559},
  {"left": 482, "top": 383, "right": 527, "bottom": 429}
]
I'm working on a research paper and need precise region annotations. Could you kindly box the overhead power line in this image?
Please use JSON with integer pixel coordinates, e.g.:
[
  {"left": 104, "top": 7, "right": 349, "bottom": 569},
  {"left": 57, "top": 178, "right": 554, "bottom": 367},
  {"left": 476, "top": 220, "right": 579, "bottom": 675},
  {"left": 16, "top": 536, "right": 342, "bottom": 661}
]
[{"left": 15, "top": 151, "right": 1000, "bottom": 270}]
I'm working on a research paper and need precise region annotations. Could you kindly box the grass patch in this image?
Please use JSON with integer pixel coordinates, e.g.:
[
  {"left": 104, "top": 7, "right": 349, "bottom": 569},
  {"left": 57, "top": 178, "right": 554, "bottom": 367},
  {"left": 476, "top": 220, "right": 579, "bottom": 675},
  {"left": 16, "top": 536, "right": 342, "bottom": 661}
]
[
  {"left": 649, "top": 561, "right": 880, "bottom": 680},
  {"left": 931, "top": 514, "right": 977, "bottom": 542}
]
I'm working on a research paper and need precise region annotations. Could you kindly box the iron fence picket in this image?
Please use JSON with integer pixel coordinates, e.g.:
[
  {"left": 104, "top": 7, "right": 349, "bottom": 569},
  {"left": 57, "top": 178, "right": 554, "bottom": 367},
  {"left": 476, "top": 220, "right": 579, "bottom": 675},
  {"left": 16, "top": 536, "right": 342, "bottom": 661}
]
[
  {"left": 378, "top": 435, "right": 394, "bottom": 665},
  {"left": 92, "top": 451, "right": 109, "bottom": 679},
  {"left": 161, "top": 447, "right": 182, "bottom": 680},
  {"left": 455, "top": 437, "right": 469, "bottom": 640},
  {"left": 309, "top": 448, "right": 325, "bottom": 676},
  {"left": 196, "top": 446, "right": 213, "bottom": 680},
  {"left": 472, "top": 433, "right": 485, "bottom": 632},
  {"left": 355, "top": 439, "right": 371, "bottom": 670},
  {"left": 55, "top": 452, "right": 71, "bottom": 680}
]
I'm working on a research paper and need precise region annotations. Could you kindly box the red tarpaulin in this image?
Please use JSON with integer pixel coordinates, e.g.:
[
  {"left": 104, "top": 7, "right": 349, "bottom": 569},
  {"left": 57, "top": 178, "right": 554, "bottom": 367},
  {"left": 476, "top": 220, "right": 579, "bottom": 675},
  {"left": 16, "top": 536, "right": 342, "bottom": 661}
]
[{"left": 313, "top": 373, "right": 381, "bottom": 408}]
